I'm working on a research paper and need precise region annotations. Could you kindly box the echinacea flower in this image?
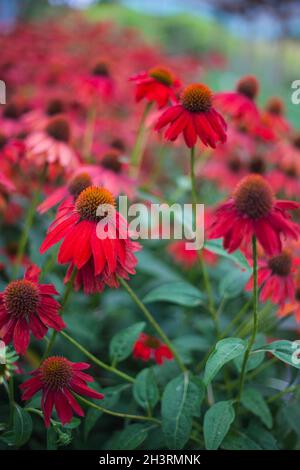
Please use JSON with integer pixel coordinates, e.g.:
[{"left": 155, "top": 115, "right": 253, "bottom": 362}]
[
  {"left": 0, "top": 265, "right": 65, "bottom": 355},
  {"left": 20, "top": 356, "right": 104, "bottom": 427},
  {"left": 214, "top": 75, "right": 260, "bottom": 125},
  {"left": 246, "top": 251, "right": 300, "bottom": 306},
  {"left": 155, "top": 83, "right": 227, "bottom": 148},
  {"left": 79, "top": 61, "right": 114, "bottom": 103},
  {"left": 38, "top": 171, "right": 92, "bottom": 214},
  {"left": 262, "top": 96, "right": 290, "bottom": 137},
  {"left": 130, "top": 66, "right": 180, "bottom": 109},
  {"left": 209, "top": 174, "right": 300, "bottom": 256},
  {"left": 25, "top": 115, "right": 79, "bottom": 171},
  {"left": 133, "top": 333, "right": 173, "bottom": 365},
  {"left": 40, "top": 186, "right": 140, "bottom": 293}
]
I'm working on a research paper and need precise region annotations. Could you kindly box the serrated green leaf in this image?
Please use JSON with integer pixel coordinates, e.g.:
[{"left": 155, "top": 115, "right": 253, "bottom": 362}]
[
  {"left": 219, "top": 269, "right": 251, "bottom": 299},
  {"left": 204, "top": 400, "right": 235, "bottom": 450},
  {"left": 161, "top": 372, "right": 204, "bottom": 449},
  {"left": 204, "top": 338, "right": 246, "bottom": 385},
  {"left": 133, "top": 368, "right": 159, "bottom": 411},
  {"left": 241, "top": 388, "right": 273, "bottom": 429},
  {"left": 109, "top": 322, "right": 145, "bottom": 363},
  {"left": 143, "top": 281, "right": 204, "bottom": 307}
]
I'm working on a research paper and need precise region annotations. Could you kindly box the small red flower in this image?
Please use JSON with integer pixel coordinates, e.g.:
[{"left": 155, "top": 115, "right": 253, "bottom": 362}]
[
  {"left": 209, "top": 174, "right": 300, "bottom": 256},
  {"left": 20, "top": 356, "right": 104, "bottom": 427},
  {"left": 214, "top": 75, "right": 260, "bottom": 125},
  {"left": 40, "top": 186, "right": 140, "bottom": 293},
  {"left": 155, "top": 83, "right": 227, "bottom": 148},
  {"left": 0, "top": 265, "right": 65, "bottom": 355},
  {"left": 133, "top": 333, "right": 173, "bottom": 365},
  {"left": 130, "top": 66, "right": 180, "bottom": 109},
  {"left": 246, "top": 251, "right": 300, "bottom": 306}
]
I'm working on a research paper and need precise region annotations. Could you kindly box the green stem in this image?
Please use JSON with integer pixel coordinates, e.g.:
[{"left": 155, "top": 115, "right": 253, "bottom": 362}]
[
  {"left": 119, "top": 277, "right": 187, "bottom": 373},
  {"left": 74, "top": 394, "right": 160, "bottom": 424},
  {"left": 190, "top": 146, "right": 217, "bottom": 332},
  {"left": 130, "top": 101, "right": 152, "bottom": 177},
  {"left": 41, "top": 269, "right": 77, "bottom": 361},
  {"left": 236, "top": 236, "right": 258, "bottom": 408},
  {"left": 221, "top": 299, "right": 252, "bottom": 339},
  {"left": 60, "top": 330, "right": 135, "bottom": 383},
  {"left": 267, "top": 384, "right": 300, "bottom": 403}
]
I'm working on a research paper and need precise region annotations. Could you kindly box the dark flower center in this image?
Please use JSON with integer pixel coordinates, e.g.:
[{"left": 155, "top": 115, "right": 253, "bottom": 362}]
[
  {"left": 295, "top": 288, "right": 300, "bottom": 302},
  {"left": 248, "top": 155, "right": 266, "bottom": 175},
  {"left": 41, "top": 356, "right": 73, "bottom": 390},
  {"left": 148, "top": 66, "right": 173, "bottom": 86},
  {"left": 268, "top": 252, "right": 292, "bottom": 277},
  {"left": 233, "top": 174, "right": 273, "bottom": 219},
  {"left": 236, "top": 75, "right": 259, "bottom": 100},
  {"left": 181, "top": 84, "right": 213, "bottom": 112},
  {"left": 3, "top": 103, "right": 23, "bottom": 120},
  {"left": 76, "top": 186, "right": 116, "bottom": 222},
  {"left": 0, "top": 133, "right": 7, "bottom": 150},
  {"left": 111, "top": 138, "right": 126, "bottom": 152},
  {"left": 101, "top": 152, "right": 122, "bottom": 173},
  {"left": 144, "top": 335, "right": 161, "bottom": 349},
  {"left": 4, "top": 279, "right": 39, "bottom": 319},
  {"left": 266, "top": 97, "right": 284, "bottom": 116},
  {"left": 228, "top": 155, "right": 242, "bottom": 173},
  {"left": 68, "top": 173, "right": 92, "bottom": 198},
  {"left": 46, "top": 99, "right": 65, "bottom": 116},
  {"left": 285, "top": 164, "right": 298, "bottom": 178},
  {"left": 92, "top": 62, "right": 110, "bottom": 77},
  {"left": 292, "top": 132, "right": 300, "bottom": 150},
  {"left": 45, "top": 117, "right": 70, "bottom": 143}
]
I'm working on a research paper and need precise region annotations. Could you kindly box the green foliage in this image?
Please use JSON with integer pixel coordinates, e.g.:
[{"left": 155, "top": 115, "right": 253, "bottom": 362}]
[{"left": 203, "top": 401, "right": 235, "bottom": 450}]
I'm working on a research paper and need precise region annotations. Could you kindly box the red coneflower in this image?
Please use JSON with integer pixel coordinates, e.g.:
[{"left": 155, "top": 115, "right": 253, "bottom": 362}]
[
  {"left": 246, "top": 251, "right": 300, "bottom": 306},
  {"left": 130, "top": 66, "right": 180, "bottom": 109},
  {"left": 0, "top": 265, "right": 64, "bottom": 355},
  {"left": 214, "top": 75, "right": 260, "bottom": 125},
  {"left": 26, "top": 115, "right": 79, "bottom": 171},
  {"left": 262, "top": 96, "right": 290, "bottom": 137},
  {"left": 40, "top": 186, "right": 140, "bottom": 294},
  {"left": 38, "top": 171, "right": 93, "bottom": 214},
  {"left": 79, "top": 61, "right": 115, "bottom": 103},
  {"left": 20, "top": 356, "right": 104, "bottom": 427},
  {"left": 133, "top": 333, "right": 173, "bottom": 365},
  {"left": 209, "top": 174, "right": 300, "bottom": 256},
  {"left": 155, "top": 83, "right": 227, "bottom": 148}
]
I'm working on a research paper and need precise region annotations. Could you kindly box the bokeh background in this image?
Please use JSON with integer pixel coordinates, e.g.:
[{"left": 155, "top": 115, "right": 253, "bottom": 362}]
[{"left": 1, "top": 0, "right": 300, "bottom": 125}]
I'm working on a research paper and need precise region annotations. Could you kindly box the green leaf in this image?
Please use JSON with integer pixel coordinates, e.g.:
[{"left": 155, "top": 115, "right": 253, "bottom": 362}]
[
  {"left": 219, "top": 269, "right": 251, "bottom": 299},
  {"left": 161, "top": 372, "right": 204, "bottom": 449},
  {"left": 247, "top": 423, "right": 278, "bottom": 449},
  {"left": 204, "top": 401, "right": 235, "bottom": 450},
  {"left": 143, "top": 281, "right": 204, "bottom": 307},
  {"left": 110, "top": 423, "right": 154, "bottom": 450},
  {"left": 84, "top": 385, "right": 127, "bottom": 440},
  {"left": 13, "top": 406, "right": 33, "bottom": 448},
  {"left": 280, "top": 402, "right": 300, "bottom": 436},
  {"left": 234, "top": 334, "right": 265, "bottom": 373},
  {"left": 109, "top": 322, "right": 145, "bottom": 363},
  {"left": 133, "top": 368, "right": 159, "bottom": 411},
  {"left": 241, "top": 388, "right": 273, "bottom": 429},
  {"left": 254, "top": 340, "right": 300, "bottom": 369},
  {"left": 47, "top": 427, "right": 58, "bottom": 450},
  {"left": 221, "top": 432, "right": 262, "bottom": 450},
  {"left": 204, "top": 238, "right": 250, "bottom": 270},
  {"left": 204, "top": 338, "right": 247, "bottom": 386},
  {"left": 136, "top": 249, "right": 183, "bottom": 281}
]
